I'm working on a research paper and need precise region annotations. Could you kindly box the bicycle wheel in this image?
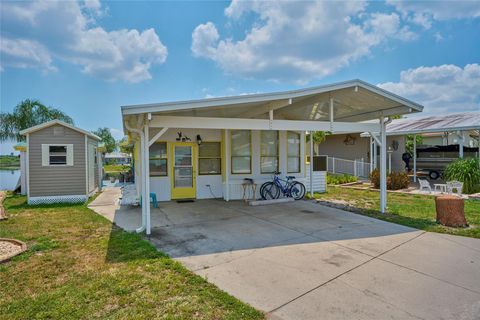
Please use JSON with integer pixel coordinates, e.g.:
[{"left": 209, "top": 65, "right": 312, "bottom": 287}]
[
  {"left": 259, "top": 182, "right": 270, "bottom": 200},
  {"left": 261, "top": 182, "right": 280, "bottom": 200},
  {"left": 289, "top": 181, "right": 306, "bottom": 200}
]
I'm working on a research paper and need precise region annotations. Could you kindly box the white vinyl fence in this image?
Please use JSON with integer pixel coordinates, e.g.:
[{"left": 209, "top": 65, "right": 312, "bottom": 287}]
[{"left": 326, "top": 156, "right": 372, "bottom": 178}]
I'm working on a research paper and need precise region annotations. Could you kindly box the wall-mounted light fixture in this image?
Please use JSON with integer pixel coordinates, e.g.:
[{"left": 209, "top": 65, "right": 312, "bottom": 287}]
[{"left": 196, "top": 134, "right": 202, "bottom": 145}]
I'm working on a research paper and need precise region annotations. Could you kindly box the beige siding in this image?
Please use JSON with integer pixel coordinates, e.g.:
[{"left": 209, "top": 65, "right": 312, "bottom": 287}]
[{"left": 29, "top": 125, "right": 87, "bottom": 197}]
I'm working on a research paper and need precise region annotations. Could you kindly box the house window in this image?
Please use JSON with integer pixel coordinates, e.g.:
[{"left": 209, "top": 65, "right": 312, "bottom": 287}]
[
  {"left": 287, "top": 131, "right": 301, "bottom": 173},
  {"left": 231, "top": 130, "right": 251, "bottom": 174},
  {"left": 260, "top": 131, "right": 278, "bottom": 173},
  {"left": 42, "top": 144, "right": 73, "bottom": 166},
  {"left": 199, "top": 142, "right": 221, "bottom": 175},
  {"left": 49, "top": 146, "right": 67, "bottom": 165},
  {"left": 150, "top": 142, "right": 167, "bottom": 176}
]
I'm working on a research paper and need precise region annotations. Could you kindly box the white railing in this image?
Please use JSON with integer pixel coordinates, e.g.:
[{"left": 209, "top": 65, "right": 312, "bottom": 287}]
[{"left": 326, "top": 156, "right": 372, "bottom": 178}]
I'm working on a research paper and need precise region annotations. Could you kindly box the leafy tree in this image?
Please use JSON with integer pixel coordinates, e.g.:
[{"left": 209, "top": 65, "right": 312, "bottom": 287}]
[
  {"left": 405, "top": 134, "right": 423, "bottom": 155},
  {"left": 306, "top": 131, "right": 329, "bottom": 144},
  {"left": 93, "top": 128, "right": 116, "bottom": 153},
  {"left": 118, "top": 136, "right": 134, "bottom": 154},
  {"left": 0, "top": 99, "right": 73, "bottom": 142}
]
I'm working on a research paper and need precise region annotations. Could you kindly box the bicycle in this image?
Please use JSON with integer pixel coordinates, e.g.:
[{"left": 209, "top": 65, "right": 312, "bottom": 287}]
[{"left": 260, "top": 171, "right": 306, "bottom": 200}]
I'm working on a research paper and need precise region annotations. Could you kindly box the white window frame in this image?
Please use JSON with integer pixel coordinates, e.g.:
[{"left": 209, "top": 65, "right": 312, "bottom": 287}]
[
  {"left": 42, "top": 144, "right": 74, "bottom": 167},
  {"left": 260, "top": 130, "right": 279, "bottom": 174},
  {"left": 230, "top": 130, "right": 252, "bottom": 174},
  {"left": 287, "top": 131, "right": 301, "bottom": 173}
]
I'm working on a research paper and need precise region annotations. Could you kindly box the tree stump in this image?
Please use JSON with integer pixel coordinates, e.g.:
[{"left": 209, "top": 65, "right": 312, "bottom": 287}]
[{"left": 435, "top": 195, "right": 467, "bottom": 227}]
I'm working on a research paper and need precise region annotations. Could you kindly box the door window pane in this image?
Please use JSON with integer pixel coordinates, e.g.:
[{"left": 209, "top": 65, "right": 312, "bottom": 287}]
[
  {"left": 175, "top": 146, "right": 192, "bottom": 166},
  {"left": 150, "top": 142, "right": 167, "bottom": 176},
  {"left": 231, "top": 130, "right": 251, "bottom": 174},
  {"left": 287, "top": 131, "right": 301, "bottom": 173},
  {"left": 261, "top": 131, "right": 278, "bottom": 173},
  {"left": 174, "top": 167, "right": 193, "bottom": 187}
]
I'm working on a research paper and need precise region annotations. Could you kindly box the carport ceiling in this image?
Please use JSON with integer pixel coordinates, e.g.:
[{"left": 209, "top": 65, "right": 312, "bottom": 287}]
[{"left": 122, "top": 79, "right": 423, "bottom": 123}]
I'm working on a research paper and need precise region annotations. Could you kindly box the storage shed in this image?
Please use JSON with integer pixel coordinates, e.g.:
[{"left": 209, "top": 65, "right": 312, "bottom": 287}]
[{"left": 19, "top": 120, "right": 103, "bottom": 204}]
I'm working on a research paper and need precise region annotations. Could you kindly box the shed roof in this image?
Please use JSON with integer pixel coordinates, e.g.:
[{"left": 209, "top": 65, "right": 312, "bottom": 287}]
[
  {"left": 122, "top": 79, "right": 423, "bottom": 124},
  {"left": 19, "top": 120, "right": 101, "bottom": 141}
]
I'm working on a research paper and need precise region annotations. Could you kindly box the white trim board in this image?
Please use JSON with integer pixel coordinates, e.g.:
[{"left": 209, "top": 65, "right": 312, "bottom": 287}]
[{"left": 150, "top": 116, "right": 380, "bottom": 134}]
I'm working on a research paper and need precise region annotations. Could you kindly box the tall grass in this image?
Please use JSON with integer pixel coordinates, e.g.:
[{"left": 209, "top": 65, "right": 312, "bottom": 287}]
[{"left": 443, "top": 158, "right": 480, "bottom": 194}]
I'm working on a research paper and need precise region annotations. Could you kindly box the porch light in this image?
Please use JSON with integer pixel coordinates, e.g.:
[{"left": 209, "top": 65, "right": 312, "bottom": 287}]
[{"left": 196, "top": 134, "right": 202, "bottom": 145}]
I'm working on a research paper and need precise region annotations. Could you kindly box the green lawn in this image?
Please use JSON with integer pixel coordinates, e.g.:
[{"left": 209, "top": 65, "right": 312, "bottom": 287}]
[
  {"left": 313, "top": 186, "right": 480, "bottom": 238},
  {"left": 0, "top": 194, "right": 263, "bottom": 320},
  {"left": 104, "top": 164, "right": 131, "bottom": 173},
  {"left": 0, "top": 155, "right": 20, "bottom": 170}
]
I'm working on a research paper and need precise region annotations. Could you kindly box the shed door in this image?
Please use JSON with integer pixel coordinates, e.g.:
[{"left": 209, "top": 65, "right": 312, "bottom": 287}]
[{"left": 88, "top": 144, "right": 95, "bottom": 193}]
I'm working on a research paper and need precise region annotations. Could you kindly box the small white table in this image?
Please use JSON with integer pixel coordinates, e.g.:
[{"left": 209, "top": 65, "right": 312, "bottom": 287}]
[{"left": 434, "top": 184, "right": 447, "bottom": 193}]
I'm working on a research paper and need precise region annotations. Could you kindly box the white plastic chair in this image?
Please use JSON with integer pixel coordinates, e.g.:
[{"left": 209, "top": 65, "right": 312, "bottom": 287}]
[
  {"left": 418, "top": 179, "right": 432, "bottom": 193},
  {"left": 446, "top": 181, "right": 463, "bottom": 196}
]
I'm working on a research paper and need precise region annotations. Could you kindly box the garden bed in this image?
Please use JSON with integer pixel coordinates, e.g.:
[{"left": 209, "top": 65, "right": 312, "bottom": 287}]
[{"left": 0, "top": 238, "right": 27, "bottom": 262}]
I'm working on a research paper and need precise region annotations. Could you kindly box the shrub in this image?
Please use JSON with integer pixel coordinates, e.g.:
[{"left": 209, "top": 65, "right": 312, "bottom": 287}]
[
  {"left": 443, "top": 158, "right": 480, "bottom": 194},
  {"left": 388, "top": 171, "right": 410, "bottom": 190},
  {"left": 327, "top": 173, "right": 358, "bottom": 185},
  {"left": 370, "top": 169, "right": 409, "bottom": 190}
]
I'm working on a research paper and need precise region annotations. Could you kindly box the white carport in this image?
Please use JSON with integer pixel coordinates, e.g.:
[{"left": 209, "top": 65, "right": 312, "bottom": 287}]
[
  {"left": 121, "top": 79, "right": 423, "bottom": 235},
  {"left": 364, "top": 112, "right": 480, "bottom": 182}
]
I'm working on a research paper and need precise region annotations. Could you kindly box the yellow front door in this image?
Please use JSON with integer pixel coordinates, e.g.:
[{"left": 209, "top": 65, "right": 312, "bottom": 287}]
[{"left": 170, "top": 142, "right": 196, "bottom": 199}]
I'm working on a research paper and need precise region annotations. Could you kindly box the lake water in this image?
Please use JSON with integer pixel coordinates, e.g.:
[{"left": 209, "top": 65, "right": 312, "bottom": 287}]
[{"left": 0, "top": 169, "right": 20, "bottom": 191}]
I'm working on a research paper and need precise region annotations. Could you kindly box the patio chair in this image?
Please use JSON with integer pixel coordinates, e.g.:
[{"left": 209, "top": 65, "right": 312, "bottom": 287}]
[
  {"left": 418, "top": 179, "right": 432, "bottom": 193},
  {"left": 446, "top": 181, "right": 463, "bottom": 196}
]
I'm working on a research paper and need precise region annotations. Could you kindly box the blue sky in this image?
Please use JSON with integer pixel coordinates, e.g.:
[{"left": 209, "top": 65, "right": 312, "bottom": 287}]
[{"left": 1, "top": 0, "right": 479, "bottom": 154}]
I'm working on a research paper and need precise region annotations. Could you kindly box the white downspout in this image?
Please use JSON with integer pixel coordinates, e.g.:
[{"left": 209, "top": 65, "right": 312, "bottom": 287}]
[{"left": 124, "top": 121, "right": 146, "bottom": 233}]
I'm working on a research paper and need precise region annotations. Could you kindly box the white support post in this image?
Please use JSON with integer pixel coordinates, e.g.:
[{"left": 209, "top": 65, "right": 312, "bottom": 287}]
[
  {"left": 380, "top": 117, "right": 387, "bottom": 214},
  {"left": 225, "top": 129, "right": 230, "bottom": 201},
  {"left": 369, "top": 137, "right": 373, "bottom": 171},
  {"left": 332, "top": 156, "right": 335, "bottom": 174},
  {"left": 354, "top": 159, "right": 357, "bottom": 177},
  {"left": 459, "top": 131, "right": 464, "bottom": 158},
  {"left": 373, "top": 138, "right": 377, "bottom": 169},
  {"left": 388, "top": 152, "right": 392, "bottom": 174},
  {"left": 144, "top": 123, "right": 151, "bottom": 235},
  {"left": 329, "top": 98, "right": 334, "bottom": 132},
  {"left": 413, "top": 134, "right": 417, "bottom": 182},
  {"left": 310, "top": 131, "right": 314, "bottom": 198}
]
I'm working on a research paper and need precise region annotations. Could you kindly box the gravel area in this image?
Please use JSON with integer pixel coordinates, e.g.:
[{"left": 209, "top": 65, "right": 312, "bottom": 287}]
[{"left": 0, "top": 239, "right": 26, "bottom": 262}]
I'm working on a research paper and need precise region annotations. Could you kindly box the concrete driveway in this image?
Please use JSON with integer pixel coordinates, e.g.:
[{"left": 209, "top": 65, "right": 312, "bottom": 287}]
[{"left": 90, "top": 189, "right": 480, "bottom": 320}]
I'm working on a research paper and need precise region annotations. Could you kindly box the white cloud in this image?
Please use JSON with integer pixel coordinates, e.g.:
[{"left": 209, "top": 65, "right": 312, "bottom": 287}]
[
  {"left": 0, "top": 1, "right": 167, "bottom": 83},
  {"left": 192, "top": 1, "right": 416, "bottom": 83},
  {"left": 378, "top": 64, "right": 480, "bottom": 115},
  {"left": 388, "top": 0, "right": 480, "bottom": 28}
]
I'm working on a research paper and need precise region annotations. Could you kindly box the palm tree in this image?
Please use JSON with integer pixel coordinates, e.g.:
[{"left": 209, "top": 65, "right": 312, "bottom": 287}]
[{"left": 0, "top": 99, "right": 73, "bottom": 142}]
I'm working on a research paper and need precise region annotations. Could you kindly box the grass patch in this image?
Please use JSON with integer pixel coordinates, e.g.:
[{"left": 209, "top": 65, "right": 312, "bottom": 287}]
[
  {"left": 314, "top": 186, "right": 480, "bottom": 238},
  {"left": 0, "top": 155, "right": 20, "bottom": 170},
  {"left": 0, "top": 194, "right": 263, "bottom": 320},
  {"left": 104, "top": 164, "right": 131, "bottom": 173}
]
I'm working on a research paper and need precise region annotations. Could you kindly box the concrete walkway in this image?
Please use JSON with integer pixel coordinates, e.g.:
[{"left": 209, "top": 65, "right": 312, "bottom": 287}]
[{"left": 90, "top": 188, "right": 480, "bottom": 320}]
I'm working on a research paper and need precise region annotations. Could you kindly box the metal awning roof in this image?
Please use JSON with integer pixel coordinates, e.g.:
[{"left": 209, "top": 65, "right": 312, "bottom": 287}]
[
  {"left": 122, "top": 79, "right": 423, "bottom": 124},
  {"left": 387, "top": 112, "right": 479, "bottom": 136}
]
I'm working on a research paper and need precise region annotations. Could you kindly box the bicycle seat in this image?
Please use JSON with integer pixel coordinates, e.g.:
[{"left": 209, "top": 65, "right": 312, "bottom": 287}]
[{"left": 286, "top": 175, "right": 296, "bottom": 180}]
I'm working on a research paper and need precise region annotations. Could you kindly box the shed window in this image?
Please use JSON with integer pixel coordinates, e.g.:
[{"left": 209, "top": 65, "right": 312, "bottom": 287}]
[
  {"left": 287, "top": 132, "right": 301, "bottom": 173},
  {"left": 41, "top": 144, "right": 74, "bottom": 166},
  {"left": 150, "top": 142, "right": 167, "bottom": 176},
  {"left": 260, "top": 131, "right": 278, "bottom": 173},
  {"left": 199, "top": 142, "right": 221, "bottom": 175},
  {"left": 231, "top": 130, "right": 251, "bottom": 174}
]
